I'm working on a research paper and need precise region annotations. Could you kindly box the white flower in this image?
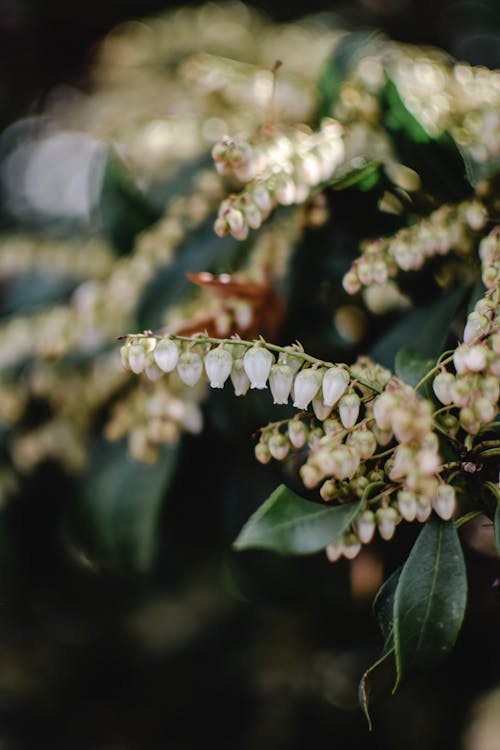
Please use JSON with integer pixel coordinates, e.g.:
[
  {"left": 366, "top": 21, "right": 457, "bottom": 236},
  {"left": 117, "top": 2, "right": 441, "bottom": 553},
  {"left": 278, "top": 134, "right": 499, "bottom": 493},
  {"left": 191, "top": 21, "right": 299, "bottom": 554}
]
[
  {"left": 322, "top": 366, "right": 349, "bottom": 406},
  {"left": 154, "top": 339, "right": 180, "bottom": 372},
  {"left": 268, "top": 432, "right": 290, "bottom": 460},
  {"left": 357, "top": 510, "right": 376, "bottom": 544},
  {"left": 243, "top": 346, "right": 274, "bottom": 389},
  {"left": 128, "top": 344, "right": 146, "bottom": 374},
  {"left": 269, "top": 363, "right": 294, "bottom": 404},
  {"left": 204, "top": 347, "right": 233, "bottom": 388},
  {"left": 177, "top": 351, "right": 203, "bottom": 386},
  {"left": 312, "top": 395, "right": 332, "bottom": 421},
  {"left": 338, "top": 393, "right": 360, "bottom": 429},
  {"left": 293, "top": 368, "right": 322, "bottom": 409},
  {"left": 230, "top": 358, "right": 250, "bottom": 396},
  {"left": 376, "top": 507, "right": 398, "bottom": 541},
  {"left": 433, "top": 371, "right": 455, "bottom": 405},
  {"left": 433, "top": 484, "right": 456, "bottom": 520},
  {"left": 398, "top": 490, "right": 417, "bottom": 522}
]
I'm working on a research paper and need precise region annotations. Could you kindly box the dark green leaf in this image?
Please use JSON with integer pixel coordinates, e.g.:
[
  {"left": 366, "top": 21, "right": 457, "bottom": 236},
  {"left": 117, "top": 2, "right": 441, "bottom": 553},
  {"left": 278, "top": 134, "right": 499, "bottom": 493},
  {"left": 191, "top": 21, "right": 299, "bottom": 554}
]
[
  {"left": 393, "top": 516, "right": 467, "bottom": 687},
  {"left": 98, "top": 155, "right": 160, "bottom": 255},
  {"left": 328, "top": 162, "right": 382, "bottom": 192},
  {"left": 233, "top": 484, "right": 361, "bottom": 555},
  {"left": 77, "top": 438, "right": 178, "bottom": 571},
  {"left": 488, "top": 483, "right": 500, "bottom": 555},
  {"left": 381, "top": 78, "right": 471, "bottom": 201},
  {"left": 373, "top": 565, "right": 402, "bottom": 644},
  {"left": 0, "top": 272, "right": 76, "bottom": 317},
  {"left": 372, "top": 284, "right": 468, "bottom": 370},
  {"left": 395, "top": 349, "right": 435, "bottom": 388},
  {"left": 316, "top": 31, "right": 384, "bottom": 121}
]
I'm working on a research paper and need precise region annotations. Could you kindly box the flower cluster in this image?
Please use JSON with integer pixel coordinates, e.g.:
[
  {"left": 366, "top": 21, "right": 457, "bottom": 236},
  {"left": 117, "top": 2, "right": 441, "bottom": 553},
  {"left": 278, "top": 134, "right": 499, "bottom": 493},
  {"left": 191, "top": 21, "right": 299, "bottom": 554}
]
[
  {"left": 213, "top": 119, "right": 345, "bottom": 239},
  {"left": 121, "top": 333, "right": 461, "bottom": 561},
  {"left": 342, "top": 199, "right": 488, "bottom": 295}
]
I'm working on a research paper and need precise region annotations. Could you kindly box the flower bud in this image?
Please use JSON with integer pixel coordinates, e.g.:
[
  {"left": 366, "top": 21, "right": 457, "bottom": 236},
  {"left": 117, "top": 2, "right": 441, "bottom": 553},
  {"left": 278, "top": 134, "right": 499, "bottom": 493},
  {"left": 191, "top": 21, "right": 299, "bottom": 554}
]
[
  {"left": 320, "top": 479, "right": 338, "bottom": 502},
  {"left": 204, "top": 347, "right": 233, "bottom": 388},
  {"left": 312, "top": 395, "right": 333, "bottom": 421},
  {"left": 463, "top": 312, "right": 489, "bottom": 344},
  {"left": 268, "top": 432, "right": 290, "bottom": 461},
  {"left": 128, "top": 344, "right": 146, "bottom": 374},
  {"left": 325, "top": 541, "right": 343, "bottom": 562},
  {"left": 342, "top": 532, "right": 361, "bottom": 560},
  {"left": 353, "top": 429, "right": 377, "bottom": 459},
  {"left": 357, "top": 510, "right": 376, "bottom": 544},
  {"left": 255, "top": 441, "right": 271, "bottom": 464},
  {"left": 373, "top": 393, "right": 393, "bottom": 430},
  {"left": 415, "top": 497, "right": 432, "bottom": 522},
  {"left": 433, "top": 371, "right": 455, "bottom": 405},
  {"left": 145, "top": 360, "right": 162, "bottom": 382},
  {"left": 481, "top": 375, "right": 499, "bottom": 404},
  {"left": 473, "top": 396, "right": 496, "bottom": 424},
  {"left": 433, "top": 484, "right": 456, "bottom": 520},
  {"left": 177, "top": 350, "right": 203, "bottom": 386},
  {"left": 398, "top": 490, "right": 417, "bottom": 521},
  {"left": 376, "top": 506, "right": 398, "bottom": 540},
  {"left": 293, "top": 368, "right": 322, "bottom": 410},
  {"left": 269, "top": 363, "right": 294, "bottom": 404},
  {"left": 300, "top": 463, "right": 321, "bottom": 489},
  {"left": 243, "top": 346, "right": 274, "bottom": 389},
  {"left": 459, "top": 406, "right": 480, "bottom": 435},
  {"left": 230, "top": 358, "right": 250, "bottom": 396},
  {"left": 322, "top": 366, "right": 349, "bottom": 406},
  {"left": 154, "top": 338, "right": 180, "bottom": 372},
  {"left": 338, "top": 392, "right": 360, "bottom": 429},
  {"left": 288, "top": 419, "right": 308, "bottom": 449},
  {"left": 120, "top": 345, "right": 131, "bottom": 371}
]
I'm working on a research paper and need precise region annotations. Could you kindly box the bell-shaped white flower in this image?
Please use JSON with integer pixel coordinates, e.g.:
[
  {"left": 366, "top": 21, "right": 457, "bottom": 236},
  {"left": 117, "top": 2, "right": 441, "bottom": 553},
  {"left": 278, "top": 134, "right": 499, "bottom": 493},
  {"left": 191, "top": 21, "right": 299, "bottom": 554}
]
[
  {"left": 177, "top": 350, "right": 203, "bottom": 386},
  {"left": 243, "top": 346, "right": 274, "bottom": 389},
  {"left": 312, "top": 395, "right": 333, "bottom": 421},
  {"left": 154, "top": 338, "right": 180, "bottom": 373},
  {"left": 269, "top": 363, "right": 294, "bottom": 404},
  {"left": 433, "top": 371, "right": 455, "bottom": 405},
  {"left": 322, "top": 366, "right": 349, "bottom": 406},
  {"left": 342, "top": 533, "right": 361, "bottom": 560},
  {"left": 288, "top": 419, "right": 308, "bottom": 449},
  {"left": 376, "top": 507, "right": 398, "bottom": 541},
  {"left": 128, "top": 344, "right": 146, "bottom": 374},
  {"left": 230, "top": 358, "right": 250, "bottom": 396},
  {"left": 433, "top": 484, "right": 456, "bottom": 520},
  {"left": 338, "top": 392, "right": 360, "bottom": 429},
  {"left": 204, "top": 347, "right": 233, "bottom": 388},
  {"left": 293, "top": 368, "right": 322, "bottom": 409},
  {"left": 357, "top": 510, "right": 376, "bottom": 544},
  {"left": 398, "top": 490, "right": 417, "bottom": 522},
  {"left": 268, "top": 432, "right": 290, "bottom": 461}
]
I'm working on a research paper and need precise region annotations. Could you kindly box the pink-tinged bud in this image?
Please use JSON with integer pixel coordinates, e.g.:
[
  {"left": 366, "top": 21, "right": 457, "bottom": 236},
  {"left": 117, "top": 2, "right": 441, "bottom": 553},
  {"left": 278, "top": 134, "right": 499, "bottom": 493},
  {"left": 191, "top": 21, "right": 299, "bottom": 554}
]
[
  {"left": 450, "top": 377, "right": 471, "bottom": 407},
  {"left": 417, "top": 447, "right": 440, "bottom": 475},
  {"left": 300, "top": 463, "right": 321, "bottom": 489},
  {"left": 293, "top": 368, "right": 322, "bottom": 410},
  {"left": 120, "top": 345, "right": 131, "bottom": 371},
  {"left": 333, "top": 446, "right": 360, "bottom": 480},
  {"left": 214, "top": 216, "right": 229, "bottom": 237},
  {"left": 463, "top": 312, "right": 489, "bottom": 344},
  {"left": 342, "top": 269, "right": 361, "bottom": 295},
  {"left": 398, "top": 490, "right": 417, "bottom": 521},
  {"left": 227, "top": 209, "right": 248, "bottom": 240},
  {"left": 275, "top": 175, "right": 296, "bottom": 205},
  {"left": 288, "top": 419, "right": 308, "bottom": 449},
  {"left": 433, "top": 371, "right": 455, "bottom": 405},
  {"left": 177, "top": 351, "right": 203, "bottom": 386},
  {"left": 372, "top": 424, "right": 393, "bottom": 446},
  {"left": 323, "top": 418, "right": 343, "bottom": 436},
  {"left": 392, "top": 408, "right": 414, "bottom": 443},
  {"left": 342, "top": 532, "right": 361, "bottom": 560},
  {"left": 204, "top": 347, "right": 233, "bottom": 388},
  {"left": 481, "top": 375, "right": 499, "bottom": 404},
  {"left": 389, "top": 445, "right": 413, "bottom": 480},
  {"left": 415, "top": 497, "right": 431, "bottom": 522},
  {"left": 268, "top": 432, "right": 290, "bottom": 461},
  {"left": 230, "top": 358, "right": 250, "bottom": 396},
  {"left": 464, "top": 345, "right": 487, "bottom": 372},
  {"left": 373, "top": 393, "right": 393, "bottom": 430},
  {"left": 465, "top": 201, "right": 487, "bottom": 230},
  {"left": 128, "top": 344, "right": 146, "bottom": 374},
  {"left": 322, "top": 366, "right": 349, "bottom": 406},
  {"left": 244, "top": 202, "right": 262, "bottom": 230},
  {"left": 255, "top": 441, "right": 271, "bottom": 464},
  {"left": 312, "top": 395, "right": 333, "bottom": 421},
  {"left": 459, "top": 406, "right": 481, "bottom": 435},
  {"left": 243, "top": 346, "right": 274, "bottom": 389},
  {"left": 338, "top": 393, "right": 360, "bottom": 429},
  {"left": 325, "top": 541, "right": 343, "bottom": 562},
  {"left": 357, "top": 510, "right": 376, "bottom": 544},
  {"left": 154, "top": 338, "right": 180, "bottom": 372},
  {"left": 433, "top": 484, "right": 456, "bottom": 520},
  {"left": 269, "top": 363, "right": 294, "bottom": 404},
  {"left": 491, "top": 333, "right": 500, "bottom": 356},
  {"left": 376, "top": 507, "right": 398, "bottom": 540},
  {"left": 145, "top": 360, "right": 162, "bottom": 381},
  {"left": 353, "top": 429, "right": 377, "bottom": 459}
]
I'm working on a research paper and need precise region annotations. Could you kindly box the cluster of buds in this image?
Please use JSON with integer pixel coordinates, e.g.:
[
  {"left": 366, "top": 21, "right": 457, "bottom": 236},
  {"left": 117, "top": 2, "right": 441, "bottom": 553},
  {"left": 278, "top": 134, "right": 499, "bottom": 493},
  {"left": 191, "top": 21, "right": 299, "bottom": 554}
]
[
  {"left": 342, "top": 199, "right": 487, "bottom": 295},
  {"left": 213, "top": 119, "right": 345, "bottom": 239},
  {"left": 479, "top": 229, "right": 500, "bottom": 290},
  {"left": 433, "top": 288, "right": 500, "bottom": 436},
  {"left": 0, "top": 236, "right": 114, "bottom": 281}
]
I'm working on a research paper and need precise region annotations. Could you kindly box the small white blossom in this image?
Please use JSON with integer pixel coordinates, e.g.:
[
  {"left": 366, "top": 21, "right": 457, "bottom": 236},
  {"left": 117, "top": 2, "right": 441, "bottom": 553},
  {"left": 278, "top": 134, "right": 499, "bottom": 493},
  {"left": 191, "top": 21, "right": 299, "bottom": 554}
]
[
  {"left": 293, "top": 368, "right": 322, "bottom": 409},
  {"left": 338, "top": 392, "right": 360, "bottom": 429},
  {"left": 177, "top": 351, "right": 203, "bottom": 387},
  {"left": 269, "top": 363, "right": 294, "bottom": 404},
  {"left": 230, "top": 358, "right": 250, "bottom": 396},
  {"left": 204, "top": 347, "right": 233, "bottom": 388},
  {"left": 154, "top": 339, "right": 180, "bottom": 373},
  {"left": 322, "top": 366, "right": 349, "bottom": 406},
  {"left": 243, "top": 346, "right": 274, "bottom": 389}
]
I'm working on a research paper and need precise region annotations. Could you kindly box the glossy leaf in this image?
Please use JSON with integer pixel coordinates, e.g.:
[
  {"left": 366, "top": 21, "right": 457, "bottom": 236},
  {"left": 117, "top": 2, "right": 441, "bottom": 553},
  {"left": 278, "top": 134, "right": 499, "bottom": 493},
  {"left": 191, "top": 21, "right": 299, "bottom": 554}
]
[
  {"left": 233, "top": 484, "right": 361, "bottom": 555},
  {"left": 487, "top": 483, "right": 500, "bottom": 555},
  {"left": 393, "top": 516, "right": 467, "bottom": 687},
  {"left": 77, "top": 438, "right": 179, "bottom": 571}
]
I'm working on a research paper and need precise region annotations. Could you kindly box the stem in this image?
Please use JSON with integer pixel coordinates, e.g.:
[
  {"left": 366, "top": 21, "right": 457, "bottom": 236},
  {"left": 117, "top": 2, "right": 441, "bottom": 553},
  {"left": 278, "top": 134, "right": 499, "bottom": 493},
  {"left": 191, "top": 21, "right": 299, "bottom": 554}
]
[
  {"left": 455, "top": 510, "right": 482, "bottom": 529},
  {"left": 414, "top": 352, "right": 454, "bottom": 393},
  {"left": 132, "top": 332, "right": 383, "bottom": 393},
  {"left": 479, "top": 448, "right": 500, "bottom": 458}
]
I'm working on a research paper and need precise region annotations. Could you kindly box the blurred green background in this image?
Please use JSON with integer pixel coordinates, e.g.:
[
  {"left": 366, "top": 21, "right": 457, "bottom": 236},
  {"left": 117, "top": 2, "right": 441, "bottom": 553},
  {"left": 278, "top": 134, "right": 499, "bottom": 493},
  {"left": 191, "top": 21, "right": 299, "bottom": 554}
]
[{"left": 0, "top": 1, "right": 499, "bottom": 749}]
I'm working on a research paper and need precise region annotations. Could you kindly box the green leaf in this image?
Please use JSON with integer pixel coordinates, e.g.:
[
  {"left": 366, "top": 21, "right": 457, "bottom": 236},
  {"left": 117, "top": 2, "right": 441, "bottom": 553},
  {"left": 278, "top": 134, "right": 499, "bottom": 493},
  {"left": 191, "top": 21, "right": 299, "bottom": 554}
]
[
  {"left": 381, "top": 77, "right": 471, "bottom": 201},
  {"left": 395, "top": 349, "right": 435, "bottom": 388},
  {"left": 372, "top": 284, "right": 468, "bottom": 370},
  {"left": 98, "top": 155, "right": 160, "bottom": 255},
  {"left": 373, "top": 565, "right": 402, "bottom": 644},
  {"left": 233, "top": 484, "right": 361, "bottom": 555},
  {"left": 316, "top": 31, "right": 384, "bottom": 121},
  {"left": 487, "top": 483, "right": 500, "bottom": 555},
  {"left": 328, "top": 161, "right": 382, "bottom": 192},
  {"left": 77, "top": 438, "right": 178, "bottom": 572},
  {"left": 0, "top": 272, "right": 76, "bottom": 317},
  {"left": 393, "top": 516, "right": 467, "bottom": 687}
]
